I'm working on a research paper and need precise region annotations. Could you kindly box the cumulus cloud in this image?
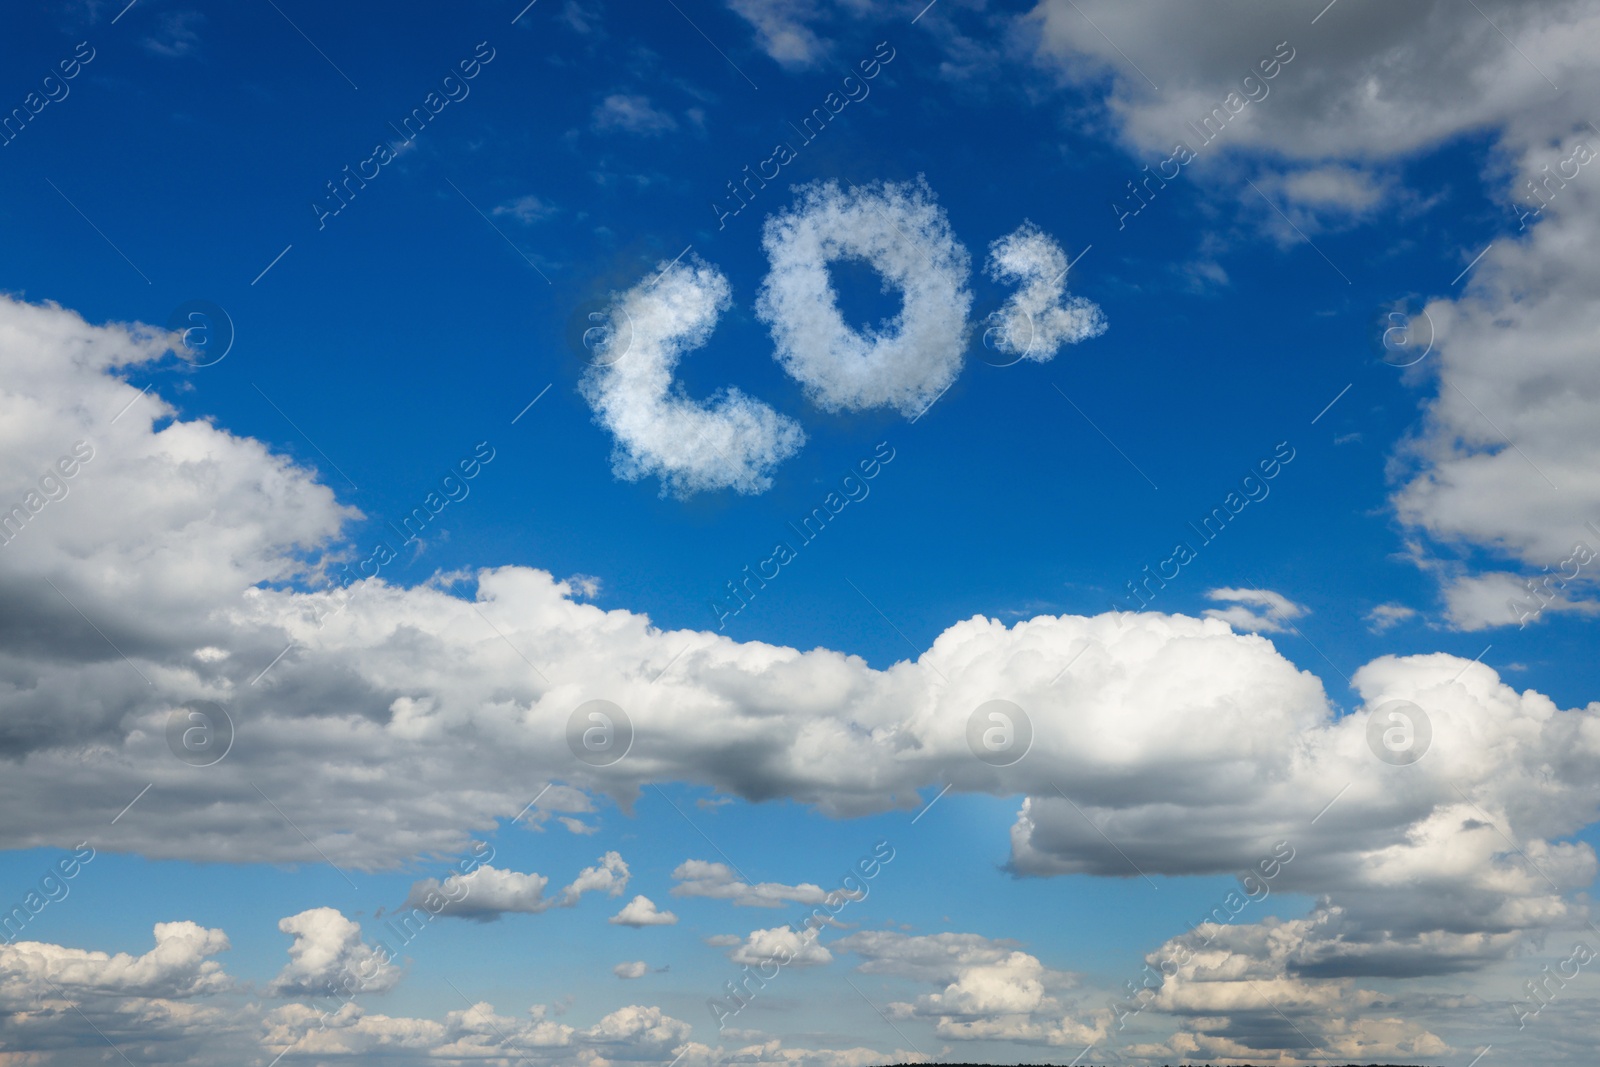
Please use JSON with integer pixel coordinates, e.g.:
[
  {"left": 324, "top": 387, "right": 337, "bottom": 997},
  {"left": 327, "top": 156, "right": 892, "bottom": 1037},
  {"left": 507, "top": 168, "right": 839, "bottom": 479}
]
[
  {"left": 402, "top": 853, "right": 629, "bottom": 921},
  {"left": 1201, "top": 586, "right": 1308, "bottom": 633},
  {"left": 611, "top": 895, "right": 679, "bottom": 927},
  {"left": 983, "top": 221, "right": 1106, "bottom": 362},
  {"left": 579, "top": 255, "right": 806, "bottom": 496},
  {"left": 1130, "top": 916, "right": 1454, "bottom": 1064},
  {"left": 834, "top": 930, "right": 1102, "bottom": 1047},
  {"left": 614, "top": 960, "right": 649, "bottom": 979},
  {"left": 728, "top": 926, "right": 833, "bottom": 968},
  {"left": 267, "top": 908, "right": 400, "bottom": 998},
  {"left": 1, "top": 921, "right": 231, "bottom": 1001},
  {"left": 670, "top": 859, "right": 837, "bottom": 908},
  {"left": 757, "top": 178, "right": 974, "bottom": 417}
]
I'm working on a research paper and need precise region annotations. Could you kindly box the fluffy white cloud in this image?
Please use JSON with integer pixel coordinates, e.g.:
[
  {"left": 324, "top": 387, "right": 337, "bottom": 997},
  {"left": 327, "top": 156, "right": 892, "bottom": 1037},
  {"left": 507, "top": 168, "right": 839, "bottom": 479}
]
[
  {"left": 670, "top": 860, "right": 837, "bottom": 908},
  {"left": 614, "top": 960, "right": 649, "bottom": 979},
  {"left": 756, "top": 178, "right": 973, "bottom": 417},
  {"left": 983, "top": 221, "right": 1106, "bottom": 362},
  {"left": 1202, "top": 586, "right": 1307, "bottom": 634},
  {"left": 1, "top": 921, "right": 231, "bottom": 1002},
  {"left": 728, "top": 925, "right": 832, "bottom": 968},
  {"left": 611, "top": 895, "right": 679, "bottom": 927},
  {"left": 579, "top": 256, "right": 806, "bottom": 496},
  {"left": 267, "top": 908, "right": 399, "bottom": 998},
  {"left": 402, "top": 853, "right": 628, "bottom": 920}
]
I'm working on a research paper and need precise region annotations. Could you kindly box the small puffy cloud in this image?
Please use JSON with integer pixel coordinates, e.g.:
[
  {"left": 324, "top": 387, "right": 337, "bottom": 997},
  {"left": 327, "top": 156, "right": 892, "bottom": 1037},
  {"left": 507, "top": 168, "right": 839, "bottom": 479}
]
[
  {"left": 1203, "top": 587, "right": 1307, "bottom": 633},
  {"left": 728, "top": 926, "right": 832, "bottom": 968},
  {"left": 402, "top": 853, "right": 628, "bottom": 921},
  {"left": 564, "top": 573, "right": 603, "bottom": 599},
  {"left": 983, "top": 221, "right": 1106, "bottom": 362},
  {"left": 580, "top": 254, "right": 806, "bottom": 496},
  {"left": 493, "top": 194, "right": 557, "bottom": 224},
  {"left": 757, "top": 178, "right": 974, "bottom": 418},
  {"left": 1366, "top": 602, "right": 1419, "bottom": 633},
  {"left": 1253, "top": 165, "right": 1395, "bottom": 240},
  {"left": 611, "top": 895, "right": 679, "bottom": 927},
  {"left": 593, "top": 93, "right": 678, "bottom": 135},
  {"left": 614, "top": 960, "right": 649, "bottom": 979},
  {"left": 670, "top": 859, "right": 834, "bottom": 908},
  {"left": 403, "top": 864, "right": 550, "bottom": 920},
  {"left": 267, "top": 908, "right": 399, "bottom": 997},
  {"left": 562, "top": 851, "right": 630, "bottom": 901}
]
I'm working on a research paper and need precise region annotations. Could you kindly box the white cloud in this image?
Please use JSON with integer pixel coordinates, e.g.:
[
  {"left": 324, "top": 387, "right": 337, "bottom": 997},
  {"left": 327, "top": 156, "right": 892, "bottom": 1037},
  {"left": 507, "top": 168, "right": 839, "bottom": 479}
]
[
  {"left": 1366, "top": 602, "right": 1419, "bottom": 633},
  {"left": 1442, "top": 570, "right": 1600, "bottom": 631},
  {"left": 728, "top": 926, "right": 832, "bottom": 968},
  {"left": 834, "top": 931, "right": 1102, "bottom": 1047},
  {"left": 670, "top": 859, "right": 835, "bottom": 908},
  {"left": 493, "top": 193, "right": 557, "bottom": 224},
  {"left": 1202, "top": 586, "right": 1307, "bottom": 633},
  {"left": 402, "top": 853, "right": 629, "bottom": 920},
  {"left": 267, "top": 908, "right": 399, "bottom": 998},
  {"left": 982, "top": 221, "right": 1106, "bottom": 362},
  {"left": 725, "top": 0, "right": 827, "bottom": 68},
  {"left": 614, "top": 960, "right": 649, "bottom": 979},
  {"left": 592, "top": 93, "right": 678, "bottom": 135},
  {"left": 2, "top": 921, "right": 231, "bottom": 1000},
  {"left": 611, "top": 895, "right": 679, "bottom": 927},
  {"left": 756, "top": 178, "right": 974, "bottom": 417},
  {"left": 579, "top": 255, "right": 806, "bottom": 496}
]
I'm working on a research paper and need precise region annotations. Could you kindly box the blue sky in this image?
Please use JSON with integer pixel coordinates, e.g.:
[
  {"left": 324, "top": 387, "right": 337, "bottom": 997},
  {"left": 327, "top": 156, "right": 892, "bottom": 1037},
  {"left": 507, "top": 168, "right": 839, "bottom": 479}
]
[{"left": 3, "top": 2, "right": 1600, "bottom": 1066}]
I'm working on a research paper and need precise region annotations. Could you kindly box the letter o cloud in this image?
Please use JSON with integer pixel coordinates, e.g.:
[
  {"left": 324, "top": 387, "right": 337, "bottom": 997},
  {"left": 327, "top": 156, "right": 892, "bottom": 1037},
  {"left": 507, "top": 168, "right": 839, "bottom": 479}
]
[{"left": 757, "top": 178, "right": 974, "bottom": 418}]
